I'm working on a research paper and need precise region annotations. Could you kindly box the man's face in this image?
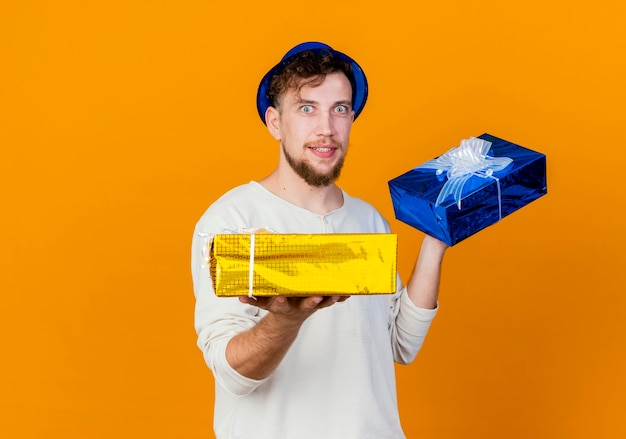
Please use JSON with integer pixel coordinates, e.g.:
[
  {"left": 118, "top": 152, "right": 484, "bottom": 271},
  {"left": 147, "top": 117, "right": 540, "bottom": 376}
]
[{"left": 268, "top": 72, "right": 355, "bottom": 187}]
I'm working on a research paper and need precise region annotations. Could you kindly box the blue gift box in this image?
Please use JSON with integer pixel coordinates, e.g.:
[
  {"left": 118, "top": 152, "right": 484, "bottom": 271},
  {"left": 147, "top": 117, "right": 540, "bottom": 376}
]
[{"left": 388, "top": 133, "right": 547, "bottom": 246}]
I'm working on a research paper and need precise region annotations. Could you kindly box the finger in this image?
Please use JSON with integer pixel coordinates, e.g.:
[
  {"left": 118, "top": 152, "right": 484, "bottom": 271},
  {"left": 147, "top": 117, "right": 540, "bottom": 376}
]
[
  {"left": 313, "top": 296, "right": 343, "bottom": 309},
  {"left": 238, "top": 296, "right": 275, "bottom": 310},
  {"left": 301, "top": 296, "right": 324, "bottom": 310},
  {"left": 274, "top": 296, "right": 288, "bottom": 305},
  {"left": 238, "top": 296, "right": 256, "bottom": 305}
]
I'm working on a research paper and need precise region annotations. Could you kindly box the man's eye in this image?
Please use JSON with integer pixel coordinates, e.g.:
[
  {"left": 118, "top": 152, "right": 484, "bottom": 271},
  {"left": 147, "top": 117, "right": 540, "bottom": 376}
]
[
  {"left": 335, "top": 105, "right": 347, "bottom": 113},
  {"left": 301, "top": 105, "right": 313, "bottom": 113}
]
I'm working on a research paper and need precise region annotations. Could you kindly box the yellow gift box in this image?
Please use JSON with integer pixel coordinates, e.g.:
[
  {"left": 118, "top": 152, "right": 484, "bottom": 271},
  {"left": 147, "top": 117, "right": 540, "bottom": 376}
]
[{"left": 209, "top": 233, "right": 397, "bottom": 296}]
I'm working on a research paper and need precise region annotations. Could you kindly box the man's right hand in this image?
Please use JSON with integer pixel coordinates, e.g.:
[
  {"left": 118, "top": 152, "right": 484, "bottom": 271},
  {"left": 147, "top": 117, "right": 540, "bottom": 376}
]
[{"left": 239, "top": 295, "right": 349, "bottom": 322}]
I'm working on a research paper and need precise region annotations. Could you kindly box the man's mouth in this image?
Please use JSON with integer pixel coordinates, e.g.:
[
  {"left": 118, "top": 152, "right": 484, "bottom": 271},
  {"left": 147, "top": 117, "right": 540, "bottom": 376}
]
[{"left": 310, "top": 147, "right": 333, "bottom": 153}]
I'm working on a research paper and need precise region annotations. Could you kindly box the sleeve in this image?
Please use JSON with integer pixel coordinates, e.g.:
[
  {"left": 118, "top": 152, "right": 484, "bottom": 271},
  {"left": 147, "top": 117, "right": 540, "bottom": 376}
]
[
  {"left": 365, "top": 203, "right": 438, "bottom": 365},
  {"left": 387, "top": 280, "right": 439, "bottom": 365},
  {"left": 191, "top": 214, "right": 269, "bottom": 396}
]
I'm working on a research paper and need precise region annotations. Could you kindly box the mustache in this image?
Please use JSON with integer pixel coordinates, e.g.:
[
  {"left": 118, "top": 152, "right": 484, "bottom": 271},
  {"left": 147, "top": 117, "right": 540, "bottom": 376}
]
[{"left": 304, "top": 139, "right": 342, "bottom": 149}]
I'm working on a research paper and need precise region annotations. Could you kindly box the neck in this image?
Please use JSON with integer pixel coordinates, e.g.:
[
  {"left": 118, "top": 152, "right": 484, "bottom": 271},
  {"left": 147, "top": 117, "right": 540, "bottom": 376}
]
[{"left": 259, "top": 170, "right": 344, "bottom": 215}]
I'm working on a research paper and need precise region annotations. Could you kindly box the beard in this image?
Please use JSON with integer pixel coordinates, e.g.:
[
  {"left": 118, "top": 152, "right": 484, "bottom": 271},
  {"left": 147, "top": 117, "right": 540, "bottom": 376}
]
[{"left": 282, "top": 142, "right": 346, "bottom": 187}]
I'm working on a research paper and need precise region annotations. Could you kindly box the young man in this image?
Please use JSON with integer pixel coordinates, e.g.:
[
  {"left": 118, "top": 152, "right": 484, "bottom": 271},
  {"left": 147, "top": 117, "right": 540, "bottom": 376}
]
[{"left": 192, "top": 42, "right": 448, "bottom": 438}]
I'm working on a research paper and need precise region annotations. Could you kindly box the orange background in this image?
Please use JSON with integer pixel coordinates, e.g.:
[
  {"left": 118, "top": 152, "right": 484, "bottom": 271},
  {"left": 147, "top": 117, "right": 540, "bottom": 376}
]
[{"left": 1, "top": 1, "right": 624, "bottom": 438}]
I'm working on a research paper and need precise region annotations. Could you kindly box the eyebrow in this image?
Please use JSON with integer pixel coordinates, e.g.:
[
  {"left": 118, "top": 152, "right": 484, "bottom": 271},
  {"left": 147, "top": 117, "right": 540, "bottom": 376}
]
[{"left": 295, "top": 98, "right": 353, "bottom": 107}]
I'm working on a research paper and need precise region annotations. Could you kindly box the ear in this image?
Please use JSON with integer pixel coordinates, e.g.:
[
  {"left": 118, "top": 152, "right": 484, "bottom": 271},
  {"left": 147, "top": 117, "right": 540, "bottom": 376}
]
[{"left": 265, "top": 106, "right": 281, "bottom": 140}]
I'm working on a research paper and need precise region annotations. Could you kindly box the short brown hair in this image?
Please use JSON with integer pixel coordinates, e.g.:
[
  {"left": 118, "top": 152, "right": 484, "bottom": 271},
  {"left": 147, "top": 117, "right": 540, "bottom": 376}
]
[{"left": 267, "top": 50, "right": 354, "bottom": 110}]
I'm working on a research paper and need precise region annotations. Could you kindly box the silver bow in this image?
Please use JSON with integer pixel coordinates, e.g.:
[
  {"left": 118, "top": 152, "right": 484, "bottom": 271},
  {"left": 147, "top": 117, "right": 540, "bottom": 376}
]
[{"left": 419, "top": 137, "right": 513, "bottom": 208}]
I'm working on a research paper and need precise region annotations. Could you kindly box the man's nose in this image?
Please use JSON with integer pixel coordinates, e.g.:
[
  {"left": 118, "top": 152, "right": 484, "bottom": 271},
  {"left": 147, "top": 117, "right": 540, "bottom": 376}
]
[{"left": 315, "top": 112, "right": 334, "bottom": 136}]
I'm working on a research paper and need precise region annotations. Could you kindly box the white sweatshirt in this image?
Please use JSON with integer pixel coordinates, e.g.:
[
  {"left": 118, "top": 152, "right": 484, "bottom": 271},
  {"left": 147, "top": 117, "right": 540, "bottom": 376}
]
[{"left": 192, "top": 182, "right": 437, "bottom": 439}]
